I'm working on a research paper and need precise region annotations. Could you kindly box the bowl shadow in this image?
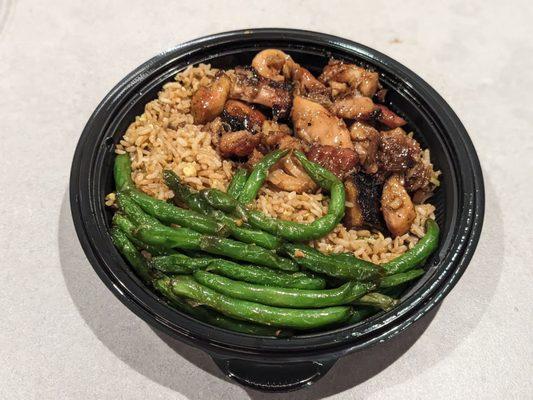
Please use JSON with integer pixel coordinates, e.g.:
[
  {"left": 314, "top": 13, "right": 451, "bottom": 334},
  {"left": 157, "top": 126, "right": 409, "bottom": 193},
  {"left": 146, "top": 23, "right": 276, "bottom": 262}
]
[{"left": 59, "top": 178, "right": 501, "bottom": 399}]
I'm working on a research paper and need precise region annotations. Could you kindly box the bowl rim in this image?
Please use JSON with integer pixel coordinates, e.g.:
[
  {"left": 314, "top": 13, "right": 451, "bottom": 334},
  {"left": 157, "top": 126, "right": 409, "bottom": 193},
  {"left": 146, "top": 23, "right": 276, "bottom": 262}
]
[{"left": 70, "top": 28, "right": 484, "bottom": 360}]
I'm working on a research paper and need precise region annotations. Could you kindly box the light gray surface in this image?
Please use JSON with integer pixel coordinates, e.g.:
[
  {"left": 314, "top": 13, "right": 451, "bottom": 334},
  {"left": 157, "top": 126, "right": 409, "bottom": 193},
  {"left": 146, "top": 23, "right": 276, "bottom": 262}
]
[{"left": 1, "top": 0, "right": 532, "bottom": 399}]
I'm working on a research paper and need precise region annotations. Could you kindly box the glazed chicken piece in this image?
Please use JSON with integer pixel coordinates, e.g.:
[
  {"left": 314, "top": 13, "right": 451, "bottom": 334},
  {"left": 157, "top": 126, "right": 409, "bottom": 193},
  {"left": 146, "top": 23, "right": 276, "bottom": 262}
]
[
  {"left": 378, "top": 127, "right": 421, "bottom": 173},
  {"left": 246, "top": 119, "right": 314, "bottom": 193},
  {"left": 253, "top": 49, "right": 331, "bottom": 106},
  {"left": 343, "top": 173, "right": 384, "bottom": 231},
  {"left": 290, "top": 65, "right": 331, "bottom": 106},
  {"left": 381, "top": 174, "right": 416, "bottom": 237},
  {"left": 349, "top": 122, "right": 380, "bottom": 174},
  {"left": 374, "top": 104, "right": 407, "bottom": 128},
  {"left": 405, "top": 160, "right": 435, "bottom": 204},
  {"left": 221, "top": 100, "right": 266, "bottom": 133},
  {"left": 267, "top": 155, "right": 317, "bottom": 193},
  {"left": 219, "top": 130, "right": 260, "bottom": 158},
  {"left": 319, "top": 59, "right": 380, "bottom": 98},
  {"left": 251, "top": 49, "right": 293, "bottom": 82},
  {"left": 261, "top": 120, "right": 307, "bottom": 152},
  {"left": 229, "top": 66, "right": 292, "bottom": 119},
  {"left": 405, "top": 161, "right": 432, "bottom": 193},
  {"left": 329, "top": 94, "right": 376, "bottom": 120},
  {"left": 202, "top": 117, "right": 229, "bottom": 150},
  {"left": 191, "top": 72, "right": 232, "bottom": 124},
  {"left": 306, "top": 145, "right": 358, "bottom": 179},
  {"left": 291, "top": 96, "right": 353, "bottom": 149}
]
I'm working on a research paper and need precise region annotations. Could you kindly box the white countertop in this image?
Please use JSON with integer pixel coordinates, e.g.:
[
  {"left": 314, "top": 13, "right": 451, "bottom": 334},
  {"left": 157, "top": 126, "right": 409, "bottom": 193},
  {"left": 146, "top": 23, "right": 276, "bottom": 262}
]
[{"left": 1, "top": 0, "right": 532, "bottom": 398}]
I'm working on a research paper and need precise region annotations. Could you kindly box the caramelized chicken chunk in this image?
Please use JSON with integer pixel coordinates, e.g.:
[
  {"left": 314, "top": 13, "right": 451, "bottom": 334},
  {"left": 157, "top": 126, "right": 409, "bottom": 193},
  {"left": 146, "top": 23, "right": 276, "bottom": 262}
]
[
  {"left": 221, "top": 100, "right": 266, "bottom": 133},
  {"left": 291, "top": 65, "right": 331, "bottom": 106},
  {"left": 381, "top": 174, "right": 416, "bottom": 237},
  {"left": 219, "top": 130, "right": 260, "bottom": 158},
  {"left": 378, "top": 128, "right": 421, "bottom": 173},
  {"left": 191, "top": 72, "right": 232, "bottom": 124},
  {"left": 349, "top": 122, "right": 380, "bottom": 174},
  {"left": 374, "top": 104, "right": 407, "bottom": 128},
  {"left": 330, "top": 94, "right": 376, "bottom": 120},
  {"left": 251, "top": 49, "right": 293, "bottom": 82},
  {"left": 229, "top": 66, "right": 292, "bottom": 119},
  {"left": 319, "top": 59, "right": 380, "bottom": 98},
  {"left": 267, "top": 168, "right": 316, "bottom": 193},
  {"left": 267, "top": 155, "right": 317, "bottom": 193},
  {"left": 260, "top": 120, "right": 307, "bottom": 153},
  {"left": 343, "top": 173, "right": 384, "bottom": 231},
  {"left": 405, "top": 161, "right": 432, "bottom": 194},
  {"left": 291, "top": 96, "right": 353, "bottom": 149},
  {"left": 306, "top": 145, "right": 358, "bottom": 179},
  {"left": 202, "top": 117, "right": 229, "bottom": 150},
  {"left": 252, "top": 49, "right": 330, "bottom": 106}
]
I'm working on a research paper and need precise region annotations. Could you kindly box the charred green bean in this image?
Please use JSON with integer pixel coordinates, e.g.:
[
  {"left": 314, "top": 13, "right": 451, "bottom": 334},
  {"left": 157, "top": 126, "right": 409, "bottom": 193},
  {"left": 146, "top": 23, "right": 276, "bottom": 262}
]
[
  {"left": 194, "top": 271, "right": 375, "bottom": 308},
  {"left": 169, "top": 275, "right": 352, "bottom": 330}
]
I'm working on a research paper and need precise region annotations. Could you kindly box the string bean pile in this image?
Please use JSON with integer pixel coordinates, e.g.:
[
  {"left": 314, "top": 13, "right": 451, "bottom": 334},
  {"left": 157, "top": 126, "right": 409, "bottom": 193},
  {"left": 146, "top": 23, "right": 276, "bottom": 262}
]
[{"left": 109, "top": 152, "right": 439, "bottom": 335}]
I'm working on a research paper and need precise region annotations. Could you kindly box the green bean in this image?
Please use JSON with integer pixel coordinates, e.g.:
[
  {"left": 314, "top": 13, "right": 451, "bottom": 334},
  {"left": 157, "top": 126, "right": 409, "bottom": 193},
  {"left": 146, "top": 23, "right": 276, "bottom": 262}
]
[
  {"left": 199, "top": 236, "right": 298, "bottom": 271},
  {"left": 112, "top": 213, "right": 173, "bottom": 256},
  {"left": 125, "top": 188, "right": 229, "bottom": 236},
  {"left": 154, "top": 277, "right": 286, "bottom": 336},
  {"left": 149, "top": 253, "right": 212, "bottom": 274},
  {"left": 116, "top": 192, "right": 201, "bottom": 247},
  {"left": 331, "top": 253, "right": 360, "bottom": 262},
  {"left": 169, "top": 275, "right": 352, "bottom": 330},
  {"left": 383, "top": 219, "right": 439, "bottom": 275},
  {"left": 205, "top": 260, "right": 325, "bottom": 290},
  {"left": 133, "top": 224, "right": 203, "bottom": 250},
  {"left": 114, "top": 153, "right": 134, "bottom": 191},
  {"left": 282, "top": 243, "right": 384, "bottom": 282},
  {"left": 345, "top": 306, "right": 378, "bottom": 325},
  {"left": 223, "top": 221, "right": 282, "bottom": 250},
  {"left": 194, "top": 271, "right": 375, "bottom": 308},
  {"left": 114, "top": 155, "right": 229, "bottom": 237},
  {"left": 163, "top": 170, "right": 212, "bottom": 214},
  {"left": 110, "top": 227, "right": 157, "bottom": 283},
  {"left": 380, "top": 269, "right": 425, "bottom": 288},
  {"left": 238, "top": 149, "right": 288, "bottom": 204},
  {"left": 355, "top": 292, "right": 399, "bottom": 311},
  {"left": 164, "top": 170, "right": 281, "bottom": 250},
  {"left": 151, "top": 253, "right": 326, "bottom": 289},
  {"left": 226, "top": 169, "right": 248, "bottom": 198},
  {"left": 245, "top": 151, "right": 345, "bottom": 241},
  {"left": 116, "top": 191, "right": 161, "bottom": 228},
  {"left": 200, "top": 188, "right": 248, "bottom": 220},
  {"left": 117, "top": 194, "right": 293, "bottom": 270}
]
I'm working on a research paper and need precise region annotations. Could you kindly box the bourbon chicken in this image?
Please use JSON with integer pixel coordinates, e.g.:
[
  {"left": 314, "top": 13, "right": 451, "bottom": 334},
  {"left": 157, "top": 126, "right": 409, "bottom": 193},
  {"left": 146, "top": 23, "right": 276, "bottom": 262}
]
[
  {"left": 349, "top": 122, "right": 380, "bottom": 174},
  {"left": 381, "top": 174, "right": 416, "bottom": 237},
  {"left": 291, "top": 96, "right": 353, "bottom": 149},
  {"left": 229, "top": 66, "right": 292, "bottom": 119},
  {"left": 189, "top": 49, "right": 439, "bottom": 237},
  {"left": 378, "top": 127, "right": 421, "bottom": 173},
  {"left": 319, "top": 59, "right": 380, "bottom": 98},
  {"left": 191, "top": 72, "right": 232, "bottom": 124},
  {"left": 252, "top": 49, "right": 331, "bottom": 106},
  {"left": 306, "top": 145, "right": 358, "bottom": 180},
  {"left": 221, "top": 100, "right": 266, "bottom": 133}
]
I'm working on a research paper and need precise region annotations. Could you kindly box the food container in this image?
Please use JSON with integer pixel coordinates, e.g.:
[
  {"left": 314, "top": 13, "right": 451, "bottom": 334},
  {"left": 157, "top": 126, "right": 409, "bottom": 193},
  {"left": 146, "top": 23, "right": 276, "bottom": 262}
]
[{"left": 69, "top": 28, "right": 484, "bottom": 392}]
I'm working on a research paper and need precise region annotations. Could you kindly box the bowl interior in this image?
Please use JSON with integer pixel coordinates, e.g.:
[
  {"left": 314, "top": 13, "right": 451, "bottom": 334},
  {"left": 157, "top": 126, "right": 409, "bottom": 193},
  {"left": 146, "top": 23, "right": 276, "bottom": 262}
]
[{"left": 73, "top": 30, "right": 481, "bottom": 354}]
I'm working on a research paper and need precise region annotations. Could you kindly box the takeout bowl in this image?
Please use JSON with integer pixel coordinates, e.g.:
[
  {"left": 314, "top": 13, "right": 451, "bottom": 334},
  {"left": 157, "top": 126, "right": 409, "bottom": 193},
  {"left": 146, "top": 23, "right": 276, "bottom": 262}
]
[{"left": 69, "top": 29, "right": 484, "bottom": 392}]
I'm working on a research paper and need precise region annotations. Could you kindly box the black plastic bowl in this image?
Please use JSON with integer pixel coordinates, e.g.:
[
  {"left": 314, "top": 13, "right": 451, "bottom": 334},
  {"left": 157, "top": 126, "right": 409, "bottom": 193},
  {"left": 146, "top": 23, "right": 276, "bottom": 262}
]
[{"left": 70, "top": 29, "right": 484, "bottom": 392}]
